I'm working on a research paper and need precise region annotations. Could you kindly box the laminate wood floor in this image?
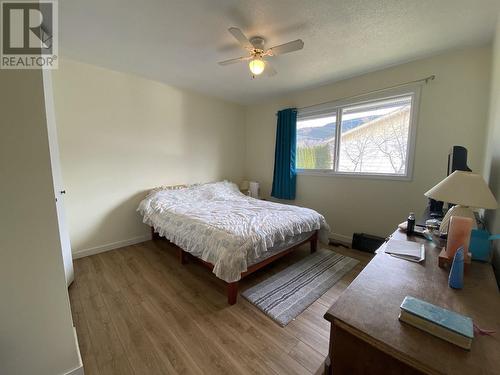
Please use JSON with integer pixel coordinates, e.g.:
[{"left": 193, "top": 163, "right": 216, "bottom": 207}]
[{"left": 69, "top": 239, "right": 372, "bottom": 375}]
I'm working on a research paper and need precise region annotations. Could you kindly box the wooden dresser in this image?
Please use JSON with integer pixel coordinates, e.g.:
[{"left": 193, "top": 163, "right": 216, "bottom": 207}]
[{"left": 324, "top": 229, "right": 500, "bottom": 375}]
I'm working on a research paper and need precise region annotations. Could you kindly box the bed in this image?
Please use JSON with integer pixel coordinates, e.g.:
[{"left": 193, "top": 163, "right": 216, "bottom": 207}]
[{"left": 137, "top": 181, "right": 330, "bottom": 304}]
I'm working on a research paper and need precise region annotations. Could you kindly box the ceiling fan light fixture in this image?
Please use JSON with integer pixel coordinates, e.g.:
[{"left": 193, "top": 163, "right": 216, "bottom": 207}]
[
  {"left": 249, "top": 57, "right": 265, "bottom": 75},
  {"left": 219, "top": 27, "right": 305, "bottom": 78}
]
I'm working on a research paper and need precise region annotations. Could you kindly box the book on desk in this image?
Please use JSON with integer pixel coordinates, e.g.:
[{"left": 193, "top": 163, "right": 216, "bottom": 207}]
[
  {"left": 383, "top": 239, "right": 425, "bottom": 263},
  {"left": 399, "top": 296, "right": 474, "bottom": 350}
]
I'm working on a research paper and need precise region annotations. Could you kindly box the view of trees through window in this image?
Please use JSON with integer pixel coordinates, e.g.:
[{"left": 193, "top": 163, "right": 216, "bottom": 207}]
[
  {"left": 296, "top": 114, "right": 336, "bottom": 170},
  {"left": 296, "top": 95, "right": 413, "bottom": 176}
]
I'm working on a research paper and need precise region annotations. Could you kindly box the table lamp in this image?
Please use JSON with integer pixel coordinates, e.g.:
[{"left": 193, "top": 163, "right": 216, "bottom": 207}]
[
  {"left": 424, "top": 171, "right": 498, "bottom": 233},
  {"left": 240, "top": 180, "right": 250, "bottom": 195}
]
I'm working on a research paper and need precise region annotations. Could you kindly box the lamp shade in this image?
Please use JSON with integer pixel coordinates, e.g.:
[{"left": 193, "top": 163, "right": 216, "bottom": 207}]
[
  {"left": 424, "top": 171, "right": 498, "bottom": 209},
  {"left": 240, "top": 180, "right": 249, "bottom": 191}
]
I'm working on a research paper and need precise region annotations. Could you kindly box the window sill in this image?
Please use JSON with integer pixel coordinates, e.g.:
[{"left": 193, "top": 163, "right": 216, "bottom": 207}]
[{"left": 296, "top": 169, "right": 412, "bottom": 181}]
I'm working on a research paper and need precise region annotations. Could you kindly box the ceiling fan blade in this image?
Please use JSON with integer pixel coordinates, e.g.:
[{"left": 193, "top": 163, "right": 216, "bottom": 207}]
[
  {"left": 228, "top": 27, "right": 253, "bottom": 50},
  {"left": 267, "top": 39, "right": 304, "bottom": 56},
  {"left": 265, "top": 61, "right": 277, "bottom": 77},
  {"left": 218, "top": 56, "right": 250, "bottom": 66}
]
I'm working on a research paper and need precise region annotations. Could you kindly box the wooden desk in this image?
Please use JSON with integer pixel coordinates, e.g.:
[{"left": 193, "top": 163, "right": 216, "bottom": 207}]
[{"left": 324, "top": 229, "right": 500, "bottom": 375}]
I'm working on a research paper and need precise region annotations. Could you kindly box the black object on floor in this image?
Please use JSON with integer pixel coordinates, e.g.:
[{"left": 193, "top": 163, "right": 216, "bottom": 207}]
[{"left": 352, "top": 233, "right": 385, "bottom": 253}]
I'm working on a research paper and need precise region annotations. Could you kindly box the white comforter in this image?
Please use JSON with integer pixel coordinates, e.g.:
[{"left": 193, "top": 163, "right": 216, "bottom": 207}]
[{"left": 137, "top": 181, "right": 330, "bottom": 282}]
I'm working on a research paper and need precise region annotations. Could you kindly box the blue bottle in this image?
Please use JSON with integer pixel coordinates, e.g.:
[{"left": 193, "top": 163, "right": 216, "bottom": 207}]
[{"left": 449, "top": 247, "right": 464, "bottom": 289}]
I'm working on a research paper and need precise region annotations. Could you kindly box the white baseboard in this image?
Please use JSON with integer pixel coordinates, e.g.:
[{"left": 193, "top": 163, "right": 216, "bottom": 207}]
[
  {"left": 63, "top": 328, "right": 84, "bottom": 375},
  {"left": 328, "top": 232, "right": 352, "bottom": 245},
  {"left": 72, "top": 232, "right": 351, "bottom": 258},
  {"left": 72, "top": 234, "right": 152, "bottom": 259}
]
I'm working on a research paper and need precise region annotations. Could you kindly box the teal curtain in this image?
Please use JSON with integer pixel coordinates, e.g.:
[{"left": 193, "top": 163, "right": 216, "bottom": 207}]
[{"left": 271, "top": 108, "right": 297, "bottom": 200}]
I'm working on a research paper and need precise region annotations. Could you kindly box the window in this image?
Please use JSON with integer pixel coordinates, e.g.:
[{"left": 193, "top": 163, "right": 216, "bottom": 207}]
[
  {"left": 296, "top": 87, "right": 419, "bottom": 179},
  {"left": 296, "top": 113, "right": 336, "bottom": 170}
]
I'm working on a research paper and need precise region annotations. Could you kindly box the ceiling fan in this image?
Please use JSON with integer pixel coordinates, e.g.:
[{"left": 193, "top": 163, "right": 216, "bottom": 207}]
[{"left": 218, "top": 27, "right": 304, "bottom": 78}]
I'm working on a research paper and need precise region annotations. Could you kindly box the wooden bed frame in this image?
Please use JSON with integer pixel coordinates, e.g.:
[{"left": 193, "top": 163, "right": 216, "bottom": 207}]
[
  {"left": 146, "top": 184, "right": 319, "bottom": 304},
  {"left": 151, "top": 227, "right": 318, "bottom": 305}
]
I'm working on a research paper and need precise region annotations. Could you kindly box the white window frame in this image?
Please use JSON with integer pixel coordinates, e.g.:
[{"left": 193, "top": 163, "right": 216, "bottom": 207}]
[{"left": 296, "top": 84, "right": 421, "bottom": 181}]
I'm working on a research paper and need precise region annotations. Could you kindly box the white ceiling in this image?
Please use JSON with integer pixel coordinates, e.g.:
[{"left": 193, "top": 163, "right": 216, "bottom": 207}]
[{"left": 60, "top": 0, "right": 500, "bottom": 104}]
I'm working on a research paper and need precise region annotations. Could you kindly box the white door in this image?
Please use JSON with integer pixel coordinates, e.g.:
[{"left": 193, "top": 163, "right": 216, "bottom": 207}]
[{"left": 42, "top": 69, "right": 74, "bottom": 286}]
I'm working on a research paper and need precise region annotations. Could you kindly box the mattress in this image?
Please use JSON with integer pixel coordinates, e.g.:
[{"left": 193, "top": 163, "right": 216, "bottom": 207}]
[
  {"left": 137, "top": 181, "right": 330, "bottom": 282},
  {"left": 248, "top": 231, "right": 314, "bottom": 266}
]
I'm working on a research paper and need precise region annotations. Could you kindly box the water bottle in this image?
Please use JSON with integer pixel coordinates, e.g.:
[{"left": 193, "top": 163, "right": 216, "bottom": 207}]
[{"left": 407, "top": 212, "right": 415, "bottom": 235}]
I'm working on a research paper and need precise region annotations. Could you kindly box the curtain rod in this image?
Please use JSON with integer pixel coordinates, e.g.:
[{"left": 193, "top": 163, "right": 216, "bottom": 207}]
[{"left": 278, "top": 75, "right": 435, "bottom": 114}]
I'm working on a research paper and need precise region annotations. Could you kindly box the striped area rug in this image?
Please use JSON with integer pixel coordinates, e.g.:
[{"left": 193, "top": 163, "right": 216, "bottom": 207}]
[{"left": 242, "top": 249, "right": 359, "bottom": 326}]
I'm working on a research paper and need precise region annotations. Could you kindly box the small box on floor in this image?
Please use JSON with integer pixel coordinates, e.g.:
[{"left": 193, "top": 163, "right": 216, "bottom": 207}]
[{"left": 352, "top": 233, "right": 385, "bottom": 253}]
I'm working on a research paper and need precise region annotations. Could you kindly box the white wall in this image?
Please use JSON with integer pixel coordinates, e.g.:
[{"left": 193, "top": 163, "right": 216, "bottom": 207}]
[
  {"left": 52, "top": 60, "right": 245, "bottom": 256},
  {"left": 53, "top": 47, "right": 493, "bottom": 250},
  {"left": 0, "top": 69, "right": 81, "bottom": 375},
  {"left": 245, "top": 46, "right": 491, "bottom": 241},
  {"left": 483, "top": 16, "right": 500, "bottom": 282}
]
